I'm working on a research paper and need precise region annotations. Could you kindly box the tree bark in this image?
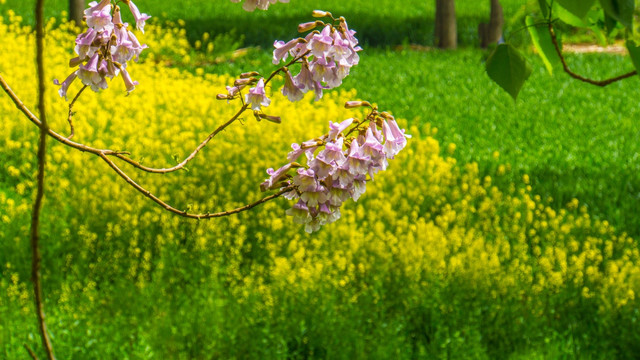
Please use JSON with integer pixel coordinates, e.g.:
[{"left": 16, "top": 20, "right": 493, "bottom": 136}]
[
  {"left": 435, "top": 0, "right": 457, "bottom": 49},
  {"left": 479, "top": 0, "right": 504, "bottom": 48},
  {"left": 69, "top": 0, "right": 84, "bottom": 27}
]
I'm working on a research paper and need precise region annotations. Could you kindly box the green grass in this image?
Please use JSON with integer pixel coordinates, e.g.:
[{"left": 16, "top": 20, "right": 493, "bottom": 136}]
[
  {"left": 2, "top": 2, "right": 640, "bottom": 359},
  {"left": 2, "top": 0, "right": 528, "bottom": 47}
]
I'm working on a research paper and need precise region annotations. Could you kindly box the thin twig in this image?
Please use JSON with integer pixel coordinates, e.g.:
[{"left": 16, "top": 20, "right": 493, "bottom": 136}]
[
  {"left": 112, "top": 104, "right": 250, "bottom": 173},
  {"left": 24, "top": 344, "right": 39, "bottom": 360},
  {"left": 67, "top": 85, "right": 87, "bottom": 139},
  {"left": 100, "top": 152, "right": 292, "bottom": 219},
  {"left": 548, "top": 22, "right": 637, "bottom": 86},
  {"left": 506, "top": 19, "right": 557, "bottom": 43},
  {"left": 1, "top": 74, "right": 137, "bottom": 156},
  {"left": 265, "top": 50, "right": 310, "bottom": 85},
  {"left": 32, "top": 0, "right": 56, "bottom": 359}
]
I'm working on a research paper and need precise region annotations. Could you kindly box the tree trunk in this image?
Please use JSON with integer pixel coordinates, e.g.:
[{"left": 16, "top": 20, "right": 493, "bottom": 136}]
[
  {"left": 69, "top": 0, "right": 84, "bottom": 27},
  {"left": 435, "top": 0, "right": 457, "bottom": 49},
  {"left": 479, "top": 0, "right": 504, "bottom": 48}
]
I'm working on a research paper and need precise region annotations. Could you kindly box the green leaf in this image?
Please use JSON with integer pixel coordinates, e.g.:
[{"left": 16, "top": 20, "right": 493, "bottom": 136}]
[
  {"left": 553, "top": 2, "right": 587, "bottom": 27},
  {"left": 603, "top": 12, "right": 617, "bottom": 34},
  {"left": 589, "top": 24, "right": 609, "bottom": 46},
  {"left": 526, "top": 16, "right": 559, "bottom": 74},
  {"left": 626, "top": 40, "right": 640, "bottom": 74},
  {"left": 556, "top": 0, "right": 596, "bottom": 19},
  {"left": 599, "top": 0, "right": 634, "bottom": 28},
  {"left": 538, "top": 0, "right": 549, "bottom": 18},
  {"left": 486, "top": 44, "right": 532, "bottom": 101}
]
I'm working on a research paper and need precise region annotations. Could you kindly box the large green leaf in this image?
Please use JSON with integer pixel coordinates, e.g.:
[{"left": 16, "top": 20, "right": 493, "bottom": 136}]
[
  {"left": 555, "top": 0, "right": 596, "bottom": 19},
  {"left": 626, "top": 40, "right": 640, "bottom": 74},
  {"left": 526, "top": 15, "right": 560, "bottom": 74},
  {"left": 486, "top": 44, "right": 532, "bottom": 101},
  {"left": 553, "top": 2, "right": 587, "bottom": 27},
  {"left": 599, "top": 0, "right": 635, "bottom": 28}
]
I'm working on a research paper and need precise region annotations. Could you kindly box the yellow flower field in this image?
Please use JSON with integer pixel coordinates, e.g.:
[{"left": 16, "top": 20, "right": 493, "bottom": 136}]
[{"left": 1, "top": 12, "right": 639, "bottom": 358}]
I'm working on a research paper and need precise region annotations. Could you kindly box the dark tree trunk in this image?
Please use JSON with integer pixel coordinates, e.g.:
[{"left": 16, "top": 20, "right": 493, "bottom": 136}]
[
  {"left": 435, "top": 0, "right": 457, "bottom": 49},
  {"left": 479, "top": 0, "right": 504, "bottom": 48},
  {"left": 69, "top": 0, "right": 84, "bottom": 27}
]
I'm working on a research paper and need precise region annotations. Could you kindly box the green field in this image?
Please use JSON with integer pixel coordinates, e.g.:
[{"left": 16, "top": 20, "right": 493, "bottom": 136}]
[
  {"left": 3, "top": 0, "right": 529, "bottom": 46},
  {"left": 1, "top": 1, "right": 640, "bottom": 359}
]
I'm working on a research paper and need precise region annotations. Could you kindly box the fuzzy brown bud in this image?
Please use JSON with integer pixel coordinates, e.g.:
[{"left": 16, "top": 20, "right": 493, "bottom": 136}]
[
  {"left": 344, "top": 100, "right": 372, "bottom": 109},
  {"left": 258, "top": 113, "right": 282, "bottom": 124},
  {"left": 312, "top": 10, "right": 331, "bottom": 18},
  {"left": 240, "top": 71, "right": 260, "bottom": 79},
  {"left": 298, "top": 21, "right": 325, "bottom": 33}
]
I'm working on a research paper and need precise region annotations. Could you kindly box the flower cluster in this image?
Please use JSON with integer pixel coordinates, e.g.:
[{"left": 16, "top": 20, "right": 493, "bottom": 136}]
[
  {"left": 218, "top": 12, "right": 361, "bottom": 115},
  {"left": 273, "top": 13, "right": 362, "bottom": 102},
  {"left": 54, "top": 0, "right": 149, "bottom": 98},
  {"left": 261, "top": 103, "right": 410, "bottom": 233},
  {"left": 229, "top": 0, "right": 289, "bottom": 12}
]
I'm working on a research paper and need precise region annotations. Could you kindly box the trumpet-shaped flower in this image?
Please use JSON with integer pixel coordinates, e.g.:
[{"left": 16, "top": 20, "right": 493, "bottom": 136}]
[
  {"left": 126, "top": 0, "right": 151, "bottom": 33},
  {"left": 245, "top": 78, "right": 271, "bottom": 111},
  {"left": 85, "top": 0, "right": 113, "bottom": 32},
  {"left": 282, "top": 69, "right": 304, "bottom": 102}
]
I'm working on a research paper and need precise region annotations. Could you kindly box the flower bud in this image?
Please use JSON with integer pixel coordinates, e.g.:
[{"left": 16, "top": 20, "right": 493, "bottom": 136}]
[
  {"left": 234, "top": 78, "right": 252, "bottom": 86},
  {"left": 264, "top": 115, "right": 282, "bottom": 124},
  {"left": 312, "top": 10, "right": 331, "bottom": 18},
  {"left": 258, "top": 113, "right": 282, "bottom": 124},
  {"left": 298, "top": 21, "right": 324, "bottom": 33},
  {"left": 379, "top": 111, "right": 395, "bottom": 120},
  {"left": 216, "top": 94, "right": 228, "bottom": 100},
  {"left": 240, "top": 71, "right": 260, "bottom": 79},
  {"left": 344, "top": 100, "right": 371, "bottom": 109},
  {"left": 69, "top": 57, "right": 82, "bottom": 67}
]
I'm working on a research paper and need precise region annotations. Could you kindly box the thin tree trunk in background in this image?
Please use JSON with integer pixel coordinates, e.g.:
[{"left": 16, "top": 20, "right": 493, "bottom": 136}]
[
  {"left": 435, "top": 0, "right": 457, "bottom": 49},
  {"left": 34, "top": 0, "right": 57, "bottom": 358},
  {"left": 479, "top": 0, "right": 504, "bottom": 48},
  {"left": 69, "top": 0, "right": 84, "bottom": 27},
  {"left": 488, "top": 0, "right": 504, "bottom": 44}
]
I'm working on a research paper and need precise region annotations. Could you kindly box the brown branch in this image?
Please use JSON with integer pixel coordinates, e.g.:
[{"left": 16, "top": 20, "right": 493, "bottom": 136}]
[
  {"left": 0, "top": 74, "right": 127, "bottom": 156},
  {"left": 548, "top": 22, "right": 637, "bottom": 86},
  {"left": 112, "top": 49, "right": 312, "bottom": 173},
  {"left": 24, "top": 344, "right": 39, "bottom": 360},
  {"left": 112, "top": 104, "right": 250, "bottom": 173},
  {"left": 67, "top": 85, "right": 87, "bottom": 140},
  {"left": 32, "top": 0, "right": 56, "bottom": 359},
  {"left": 100, "top": 152, "right": 292, "bottom": 219},
  {"left": 264, "top": 50, "right": 310, "bottom": 85}
]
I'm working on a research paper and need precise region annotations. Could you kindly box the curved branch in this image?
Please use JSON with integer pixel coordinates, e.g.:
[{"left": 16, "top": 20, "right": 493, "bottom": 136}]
[
  {"left": 99, "top": 152, "right": 291, "bottom": 219},
  {"left": 548, "top": 22, "right": 637, "bottom": 86},
  {"left": 112, "top": 104, "right": 250, "bottom": 173},
  {"left": 0, "top": 74, "right": 126, "bottom": 156}
]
